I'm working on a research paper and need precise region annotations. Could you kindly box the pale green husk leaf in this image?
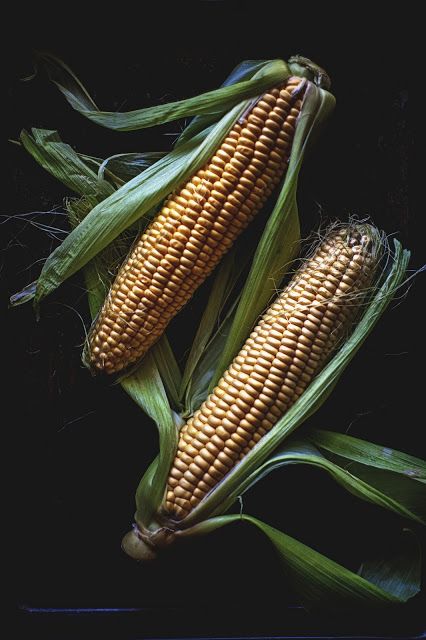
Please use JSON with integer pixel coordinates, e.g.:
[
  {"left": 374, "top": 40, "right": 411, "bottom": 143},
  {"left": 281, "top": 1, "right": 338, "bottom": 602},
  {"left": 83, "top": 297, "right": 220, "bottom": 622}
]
[
  {"left": 181, "top": 515, "right": 420, "bottom": 609},
  {"left": 215, "top": 437, "right": 425, "bottom": 525}
]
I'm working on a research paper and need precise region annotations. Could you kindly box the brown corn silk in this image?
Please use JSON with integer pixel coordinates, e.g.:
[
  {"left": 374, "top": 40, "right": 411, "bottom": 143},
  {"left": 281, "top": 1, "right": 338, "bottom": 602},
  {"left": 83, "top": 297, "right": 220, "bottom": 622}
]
[
  {"left": 163, "top": 225, "right": 380, "bottom": 520},
  {"left": 87, "top": 76, "right": 306, "bottom": 374}
]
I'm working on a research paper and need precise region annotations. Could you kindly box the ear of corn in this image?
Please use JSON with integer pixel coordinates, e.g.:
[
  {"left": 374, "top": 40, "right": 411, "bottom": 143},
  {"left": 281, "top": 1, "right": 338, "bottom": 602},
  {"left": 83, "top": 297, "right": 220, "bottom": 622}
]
[
  {"left": 85, "top": 77, "right": 307, "bottom": 374},
  {"left": 162, "top": 225, "right": 380, "bottom": 520}
]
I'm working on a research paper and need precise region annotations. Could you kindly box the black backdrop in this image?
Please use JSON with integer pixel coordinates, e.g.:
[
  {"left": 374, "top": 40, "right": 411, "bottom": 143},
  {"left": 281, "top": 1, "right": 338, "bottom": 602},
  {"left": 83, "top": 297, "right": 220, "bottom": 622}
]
[{"left": 5, "top": 5, "right": 423, "bottom": 638}]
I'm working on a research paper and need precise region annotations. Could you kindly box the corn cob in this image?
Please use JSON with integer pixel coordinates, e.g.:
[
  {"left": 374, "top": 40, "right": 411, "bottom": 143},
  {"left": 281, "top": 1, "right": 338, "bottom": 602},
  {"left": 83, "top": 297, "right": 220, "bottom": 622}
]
[
  {"left": 87, "top": 76, "right": 307, "bottom": 374},
  {"left": 163, "top": 225, "right": 380, "bottom": 520}
]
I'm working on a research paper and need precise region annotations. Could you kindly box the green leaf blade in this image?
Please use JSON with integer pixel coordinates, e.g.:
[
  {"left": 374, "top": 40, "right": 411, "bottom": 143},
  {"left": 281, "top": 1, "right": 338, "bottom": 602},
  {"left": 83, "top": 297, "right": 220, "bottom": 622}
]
[
  {"left": 310, "top": 429, "right": 426, "bottom": 481},
  {"left": 210, "top": 435, "right": 425, "bottom": 525},
  {"left": 121, "top": 353, "right": 179, "bottom": 523},
  {"left": 181, "top": 514, "right": 420, "bottom": 609},
  {"left": 20, "top": 128, "right": 114, "bottom": 200},
  {"left": 38, "top": 54, "right": 290, "bottom": 131}
]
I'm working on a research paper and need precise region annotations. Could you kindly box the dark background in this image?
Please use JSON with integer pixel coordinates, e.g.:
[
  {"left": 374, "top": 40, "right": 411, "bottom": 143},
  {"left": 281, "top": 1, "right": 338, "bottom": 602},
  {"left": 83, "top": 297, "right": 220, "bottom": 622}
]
[{"left": 5, "top": 4, "right": 423, "bottom": 638}]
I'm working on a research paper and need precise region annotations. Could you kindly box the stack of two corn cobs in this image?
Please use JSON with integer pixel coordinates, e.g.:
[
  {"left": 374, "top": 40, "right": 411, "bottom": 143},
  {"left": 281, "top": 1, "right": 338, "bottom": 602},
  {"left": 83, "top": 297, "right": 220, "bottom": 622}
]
[{"left": 86, "top": 72, "right": 380, "bottom": 535}]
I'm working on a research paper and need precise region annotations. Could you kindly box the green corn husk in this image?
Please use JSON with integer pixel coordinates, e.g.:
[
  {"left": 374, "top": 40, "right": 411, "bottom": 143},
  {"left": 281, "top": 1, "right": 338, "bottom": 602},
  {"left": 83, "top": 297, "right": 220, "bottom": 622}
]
[{"left": 12, "top": 54, "right": 425, "bottom": 609}]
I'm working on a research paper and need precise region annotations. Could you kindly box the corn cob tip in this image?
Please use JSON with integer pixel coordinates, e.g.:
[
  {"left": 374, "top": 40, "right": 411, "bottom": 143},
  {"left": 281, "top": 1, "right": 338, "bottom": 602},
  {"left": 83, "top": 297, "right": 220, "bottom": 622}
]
[
  {"left": 122, "top": 528, "right": 158, "bottom": 562},
  {"left": 289, "top": 55, "right": 331, "bottom": 90}
]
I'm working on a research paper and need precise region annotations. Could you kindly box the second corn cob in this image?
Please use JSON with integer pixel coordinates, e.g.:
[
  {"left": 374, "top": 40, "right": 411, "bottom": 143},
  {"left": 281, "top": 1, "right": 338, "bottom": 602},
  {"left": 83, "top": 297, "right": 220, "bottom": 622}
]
[
  {"left": 163, "top": 224, "right": 381, "bottom": 520},
  {"left": 86, "top": 76, "right": 307, "bottom": 374}
]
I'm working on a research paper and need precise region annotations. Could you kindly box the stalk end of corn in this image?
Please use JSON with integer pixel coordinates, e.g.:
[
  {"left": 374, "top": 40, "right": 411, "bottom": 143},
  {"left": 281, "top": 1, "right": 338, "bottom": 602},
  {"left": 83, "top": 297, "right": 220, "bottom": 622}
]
[
  {"left": 121, "top": 528, "right": 158, "bottom": 562},
  {"left": 122, "top": 522, "right": 179, "bottom": 561}
]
